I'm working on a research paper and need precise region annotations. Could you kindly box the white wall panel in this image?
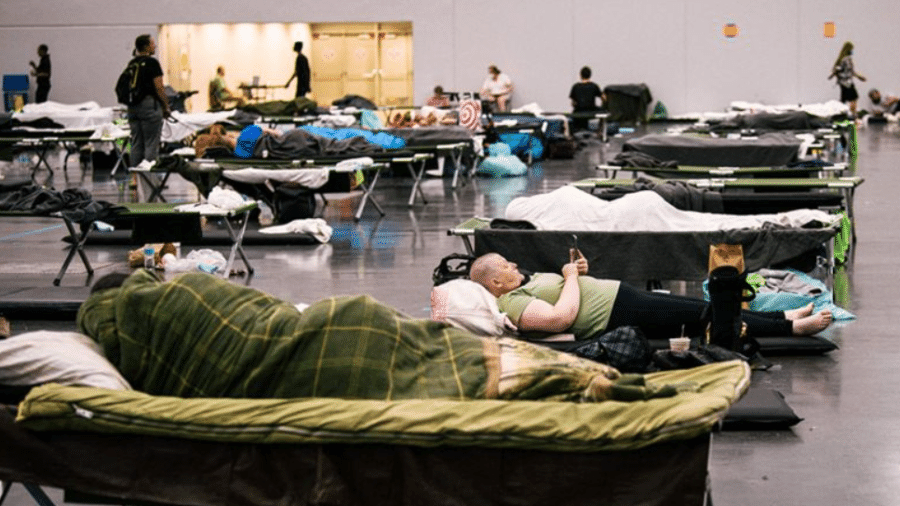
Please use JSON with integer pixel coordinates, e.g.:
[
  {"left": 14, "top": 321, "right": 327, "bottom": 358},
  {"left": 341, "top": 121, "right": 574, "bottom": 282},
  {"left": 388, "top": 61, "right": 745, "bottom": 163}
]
[
  {"left": 684, "top": 0, "right": 801, "bottom": 113},
  {"left": 0, "top": 0, "right": 896, "bottom": 114},
  {"left": 452, "top": 0, "right": 574, "bottom": 111},
  {"left": 572, "top": 0, "right": 686, "bottom": 116},
  {"left": 0, "top": 25, "right": 156, "bottom": 105}
]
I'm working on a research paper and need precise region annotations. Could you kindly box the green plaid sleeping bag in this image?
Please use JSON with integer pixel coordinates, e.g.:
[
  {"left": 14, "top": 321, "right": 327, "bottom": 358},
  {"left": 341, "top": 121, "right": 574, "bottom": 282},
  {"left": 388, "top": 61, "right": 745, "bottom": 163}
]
[{"left": 77, "top": 270, "right": 491, "bottom": 400}]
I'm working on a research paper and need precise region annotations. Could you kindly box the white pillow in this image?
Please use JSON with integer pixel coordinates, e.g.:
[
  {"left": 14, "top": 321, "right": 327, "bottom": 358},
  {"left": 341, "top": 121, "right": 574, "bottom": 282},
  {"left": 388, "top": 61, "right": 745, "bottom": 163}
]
[
  {"left": 431, "top": 279, "right": 517, "bottom": 336},
  {"left": 0, "top": 331, "right": 131, "bottom": 390}
]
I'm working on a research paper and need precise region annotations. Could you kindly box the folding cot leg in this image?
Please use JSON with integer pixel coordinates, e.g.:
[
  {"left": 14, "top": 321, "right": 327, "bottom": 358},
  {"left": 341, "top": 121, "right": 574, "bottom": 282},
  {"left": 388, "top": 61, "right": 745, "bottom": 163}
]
[
  {"left": 54, "top": 217, "right": 93, "bottom": 286},
  {"left": 0, "top": 483, "right": 57, "bottom": 506},
  {"left": 354, "top": 169, "right": 386, "bottom": 221},
  {"left": 22, "top": 484, "right": 56, "bottom": 506},
  {"left": 137, "top": 171, "right": 172, "bottom": 203},
  {"left": 315, "top": 193, "right": 329, "bottom": 217},
  {"left": 460, "top": 235, "right": 474, "bottom": 256},
  {"left": 109, "top": 140, "right": 129, "bottom": 176},
  {"left": 221, "top": 211, "right": 254, "bottom": 276},
  {"left": 407, "top": 159, "right": 429, "bottom": 207},
  {"left": 34, "top": 145, "right": 54, "bottom": 173},
  {"left": 450, "top": 145, "right": 466, "bottom": 189},
  {"left": 27, "top": 145, "right": 54, "bottom": 183}
]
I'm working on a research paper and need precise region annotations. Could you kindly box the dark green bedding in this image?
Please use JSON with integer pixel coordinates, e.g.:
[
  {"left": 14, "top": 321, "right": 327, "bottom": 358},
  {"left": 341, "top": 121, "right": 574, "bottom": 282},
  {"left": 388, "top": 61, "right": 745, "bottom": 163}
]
[{"left": 77, "top": 270, "right": 491, "bottom": 400}]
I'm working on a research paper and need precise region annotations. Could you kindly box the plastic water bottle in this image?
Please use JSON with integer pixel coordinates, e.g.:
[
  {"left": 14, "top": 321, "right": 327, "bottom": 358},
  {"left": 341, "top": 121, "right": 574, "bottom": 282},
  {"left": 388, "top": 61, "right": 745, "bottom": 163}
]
[
  {"left": 10, "top": 153, "right": 32, "bottom": 176},
  {"left": 143, "top": 247, "right": 155, "bottom": 269},
  {"left": 198, "top": 263, "right": 218, "bottom": 274}
]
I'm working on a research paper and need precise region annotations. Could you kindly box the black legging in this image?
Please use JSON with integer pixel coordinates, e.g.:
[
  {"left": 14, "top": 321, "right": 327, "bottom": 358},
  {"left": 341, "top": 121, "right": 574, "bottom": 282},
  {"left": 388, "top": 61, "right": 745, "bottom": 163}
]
[{"left": 607, "top": 282, "right": 793, "bottom": 339}]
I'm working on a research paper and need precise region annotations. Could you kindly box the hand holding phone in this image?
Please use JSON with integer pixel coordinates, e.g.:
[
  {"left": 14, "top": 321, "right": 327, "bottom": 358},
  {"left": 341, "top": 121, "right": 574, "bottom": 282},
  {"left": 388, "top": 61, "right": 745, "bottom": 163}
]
[
  {"left": 568, "top": 234, "right": 588, "bottom": 274},
  {"left": 569, "top": 234, "right": 583, "bottom": 262}
]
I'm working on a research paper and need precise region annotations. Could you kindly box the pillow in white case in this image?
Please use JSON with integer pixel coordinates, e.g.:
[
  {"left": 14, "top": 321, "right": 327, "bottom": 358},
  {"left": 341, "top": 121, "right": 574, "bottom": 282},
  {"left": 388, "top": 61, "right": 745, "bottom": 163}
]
[{"left": 0, "top": 330, "right": 131, "bottom": 390}]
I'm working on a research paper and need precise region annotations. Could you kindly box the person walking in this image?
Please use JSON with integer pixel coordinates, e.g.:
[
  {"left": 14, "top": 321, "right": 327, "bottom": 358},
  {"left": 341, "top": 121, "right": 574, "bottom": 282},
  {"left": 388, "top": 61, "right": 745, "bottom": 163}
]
[
  {"left": 285, "top": 41, "right": 311, "bottom": 98},
  {"left": 828, "top": 41, "right": 866, "bottom": 119}
]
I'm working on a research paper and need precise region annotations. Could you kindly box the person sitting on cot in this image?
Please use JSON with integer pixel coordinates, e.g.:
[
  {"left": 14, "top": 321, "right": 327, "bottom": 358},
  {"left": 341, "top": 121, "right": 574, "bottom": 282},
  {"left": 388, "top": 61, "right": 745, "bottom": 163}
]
[
  {"left": 480, "top": 65, "right": 514, "bottom": 113},
  {"left": 469, "top": 253, "right": 833, "bottom": 342},
  {"left": 209, "top": 66, "right": 247, "bottom": 110},
  {"left": 426, "top": 85, "right": 451, "bottom": 108},
  {"left": 78, "top": 270, "right": 697, "bottom": 403}
]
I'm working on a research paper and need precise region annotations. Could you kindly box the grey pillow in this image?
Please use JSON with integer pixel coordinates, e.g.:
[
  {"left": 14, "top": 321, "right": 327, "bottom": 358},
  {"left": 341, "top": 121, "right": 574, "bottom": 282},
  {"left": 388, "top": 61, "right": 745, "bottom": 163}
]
[{"left": 0, "top": 331, "right": 131, "bottom": 390}]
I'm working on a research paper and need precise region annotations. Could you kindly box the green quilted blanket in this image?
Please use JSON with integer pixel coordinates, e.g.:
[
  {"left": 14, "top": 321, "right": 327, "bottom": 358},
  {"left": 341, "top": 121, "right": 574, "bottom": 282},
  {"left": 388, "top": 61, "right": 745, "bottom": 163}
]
[{"left": 77, "top": 270, "right": 491, "bottom": 400}]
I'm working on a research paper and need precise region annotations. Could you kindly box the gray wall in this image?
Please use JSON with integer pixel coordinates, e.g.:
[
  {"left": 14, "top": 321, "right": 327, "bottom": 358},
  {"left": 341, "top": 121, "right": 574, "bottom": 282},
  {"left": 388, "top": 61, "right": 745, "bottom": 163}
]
[{"left": 1, "top": 0, "right": 897, "bottom": 115}]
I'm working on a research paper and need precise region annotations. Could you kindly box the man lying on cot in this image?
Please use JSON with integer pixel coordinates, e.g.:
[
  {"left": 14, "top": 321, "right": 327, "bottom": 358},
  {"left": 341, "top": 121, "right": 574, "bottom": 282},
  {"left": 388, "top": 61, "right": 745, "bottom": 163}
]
[
  {"left": 469, "top": 253, "right": 833, "bottom": 342},
  {"left": 194, "top": 123, "right": 399, "bottom": 159},
  {"left": 77, "top": 270, "right": 691, "bottom": 404}
]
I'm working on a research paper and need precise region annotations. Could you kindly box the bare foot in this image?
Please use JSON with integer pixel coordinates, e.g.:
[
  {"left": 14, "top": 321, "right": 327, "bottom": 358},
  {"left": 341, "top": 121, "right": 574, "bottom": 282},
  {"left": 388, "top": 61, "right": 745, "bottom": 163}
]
[
  {"left": 792, "top": 310, "right": 833, "bottom": 336},
  {"left": 784, "top": 302, "right": 815, "bottom": 321}
]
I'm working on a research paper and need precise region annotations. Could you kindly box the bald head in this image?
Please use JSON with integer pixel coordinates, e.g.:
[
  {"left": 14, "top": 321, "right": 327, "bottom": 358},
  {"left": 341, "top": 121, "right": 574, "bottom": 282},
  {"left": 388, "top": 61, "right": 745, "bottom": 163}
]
[
  {"left": 470, "top": 253, "right": 523, "bottom": 297},
  {"left": 470, "top": 253, "right": 502, "bottom": 286}
]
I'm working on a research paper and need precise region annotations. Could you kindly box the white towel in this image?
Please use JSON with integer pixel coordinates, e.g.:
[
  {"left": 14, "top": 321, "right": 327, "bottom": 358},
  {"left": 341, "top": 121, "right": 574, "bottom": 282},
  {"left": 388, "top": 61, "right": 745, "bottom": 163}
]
[{"left": 259, "top": 218, "right": 333, "bottom": 243}]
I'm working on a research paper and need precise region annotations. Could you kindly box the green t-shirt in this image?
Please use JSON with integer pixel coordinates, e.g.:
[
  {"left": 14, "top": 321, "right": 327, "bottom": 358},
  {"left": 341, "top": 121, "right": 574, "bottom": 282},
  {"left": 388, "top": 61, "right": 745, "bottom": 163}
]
[
  {"left": 498, "top": 273, "right": 621, "bottom": 340},
  {"left": 211, "top": 76, "right": 227, "bottom": 99}
]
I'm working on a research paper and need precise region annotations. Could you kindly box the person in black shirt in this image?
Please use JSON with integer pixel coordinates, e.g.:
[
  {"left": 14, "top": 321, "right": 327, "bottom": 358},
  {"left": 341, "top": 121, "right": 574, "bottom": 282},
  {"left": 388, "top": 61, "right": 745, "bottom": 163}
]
[
  {"left": 29, "top": 44, "right": 51, "bottom": 103},
  {"left": 285, "top": 41, "right": 311, "bottom": 98},
  {"left": 126, "top": 34, "right": 171, "bottom": 168},
  {"left": 568, "top": 66, "right": 605, "bottom": 131}
]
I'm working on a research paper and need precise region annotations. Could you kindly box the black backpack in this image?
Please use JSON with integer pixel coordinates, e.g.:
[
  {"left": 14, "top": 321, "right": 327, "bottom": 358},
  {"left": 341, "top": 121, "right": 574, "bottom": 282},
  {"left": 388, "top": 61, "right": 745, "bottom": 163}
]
[
  {"left": 115, "top": 57, "right": 145, "bottom": 106},
  {"left": 431, "top": 253, "right": 475, "bottom": 286},
  {"left": 273, "top": 183, "right": 317, "bottom": 223}
]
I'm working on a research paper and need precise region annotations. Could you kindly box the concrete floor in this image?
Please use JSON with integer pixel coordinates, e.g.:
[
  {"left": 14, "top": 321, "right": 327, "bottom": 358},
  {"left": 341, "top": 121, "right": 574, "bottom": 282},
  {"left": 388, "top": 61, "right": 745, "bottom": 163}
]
[{"left": 1, "top": 121, "right": 899, "bottom": 505}]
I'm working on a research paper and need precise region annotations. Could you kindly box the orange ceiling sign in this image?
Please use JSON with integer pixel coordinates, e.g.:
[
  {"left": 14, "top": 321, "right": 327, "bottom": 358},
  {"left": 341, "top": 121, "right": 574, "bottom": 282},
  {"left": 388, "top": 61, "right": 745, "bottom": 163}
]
[
  {"left": 723, "top": 23, "right": 739, "bottom": 38},
  {"left": 824, "top": 22, "right": 835, "bottom": 38}
]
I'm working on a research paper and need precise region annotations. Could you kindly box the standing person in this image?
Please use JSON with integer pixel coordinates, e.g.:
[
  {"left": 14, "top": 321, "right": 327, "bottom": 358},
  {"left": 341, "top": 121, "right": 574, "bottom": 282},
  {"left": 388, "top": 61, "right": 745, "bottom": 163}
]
[
  {"left": 29, "top": 44, "right": 51, "bottom": 103},
  {"left": 126, "top": 34, "right": 170, "bottom": 202},
  {"left": 285, "top": 41, "right": 311, "bottom": 98},
  {"left": 126, "top": 34, "right": 170, "bottom": 168},
  {"left": 828, "top": 41, "right": 866, "bottom": 119},
  {"left": 480, "top": 65, "right": 513, "bottom": 113},
  {"left": 568, "top": 66, "right": 605, "bottom": 131}
]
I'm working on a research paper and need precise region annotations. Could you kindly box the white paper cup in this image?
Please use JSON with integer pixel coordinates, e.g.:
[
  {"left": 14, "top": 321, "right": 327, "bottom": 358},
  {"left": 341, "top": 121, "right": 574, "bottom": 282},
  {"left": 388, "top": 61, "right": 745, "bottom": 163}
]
[{"left": 669, "top": 337, "right": 691, "bottom": 353}]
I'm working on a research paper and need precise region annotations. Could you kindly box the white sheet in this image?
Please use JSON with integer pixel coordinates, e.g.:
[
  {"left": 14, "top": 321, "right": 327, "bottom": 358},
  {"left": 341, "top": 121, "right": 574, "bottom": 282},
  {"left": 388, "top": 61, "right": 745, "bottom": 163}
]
[
  {"left": 162, "top": 110, "right": 238, "bottom": 142},
  {"left": 259, "top": 218, "right": 333, "bottom": 243},
  {"left": 504, "top": 186, "right": 839, "bottom": 232},
  {"left": 671, "top": 100, "right": 850, "bottom": 122},
  {"left": 221, "top": 167, "right": 330, "bottom": 187},
  {"left": 15, "top": 100, "right": 118, "bottom": 129},
  {"left": 729, "top": 100, "right": 849, "bottom": 118}
]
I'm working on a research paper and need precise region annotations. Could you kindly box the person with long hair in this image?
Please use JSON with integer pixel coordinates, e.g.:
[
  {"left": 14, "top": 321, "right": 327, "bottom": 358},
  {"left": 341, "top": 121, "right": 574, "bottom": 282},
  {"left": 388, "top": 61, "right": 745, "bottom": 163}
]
[{"left": 828, "top": 41, "right": 866, "bottom": 119}]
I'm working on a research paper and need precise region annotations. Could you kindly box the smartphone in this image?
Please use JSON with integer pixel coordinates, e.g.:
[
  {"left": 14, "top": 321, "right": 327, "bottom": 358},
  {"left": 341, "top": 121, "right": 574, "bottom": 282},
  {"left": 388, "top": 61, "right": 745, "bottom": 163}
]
[{"left": 569, "top": 234, "right": 582, "bottom": 262}]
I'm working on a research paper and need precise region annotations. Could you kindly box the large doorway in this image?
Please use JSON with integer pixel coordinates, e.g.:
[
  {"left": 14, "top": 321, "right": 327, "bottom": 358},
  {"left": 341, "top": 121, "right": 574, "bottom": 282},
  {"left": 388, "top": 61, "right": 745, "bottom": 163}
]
[
  {"left": 158, "top": 22, "right": 412, "bottom": 112},
  {"left": 159, "top": 23, "right": 311, "bottom": 112},
  {"left": 310, "top": 22, "right": 413, "bottom": 107}
]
